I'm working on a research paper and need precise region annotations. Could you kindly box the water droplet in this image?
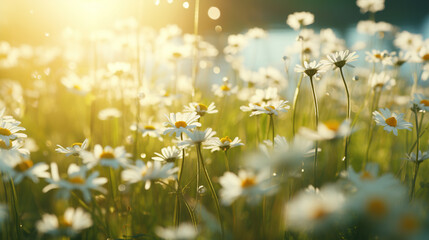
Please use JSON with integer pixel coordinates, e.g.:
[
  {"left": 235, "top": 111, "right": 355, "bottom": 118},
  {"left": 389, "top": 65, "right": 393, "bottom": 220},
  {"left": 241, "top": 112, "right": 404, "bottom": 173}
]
[
  {"left": 215, "top": 25, "right": 222, "bottom": 33},
  {"left": 198, "top": 185, "right": 207, "bottom": 195},
  {"left": 140, "top": 153, "right": 146, "bottom": 159},
  {"left": 352, "top": 75, "right": 359, "bottom": 81},
  {"left": 222, "top": 77, "right": 228, "bottom": 82},
  {"left": 272, "top": 172, "right": 277, "bottom": 177},
  {"left": 118, "top": 184, "right": 126, "bottom": 192},
  {"left": 301, "top": 168, "right": 305, "bottom": 173},
  {"left": 342, "top": 156, "right": 346, "bottom": 162}
]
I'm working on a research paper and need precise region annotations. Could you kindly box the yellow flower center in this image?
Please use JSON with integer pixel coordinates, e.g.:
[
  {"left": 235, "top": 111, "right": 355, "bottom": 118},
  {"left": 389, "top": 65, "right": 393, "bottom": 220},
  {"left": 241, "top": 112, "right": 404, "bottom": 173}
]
[
  {"left": 99, "top": 151, "right": 115, "bottom": 159},
  {"left": 71, "top": 142, "right": 82, "bottom": 148},
  {"left": 399, "top": 214, "right": 420, "bottom": 234},
  {"left": 163, "top": 91, "right": 170, "bottom": 97},
  {"left": 324, "top": 120, "right": 340, "bottom": 132},
  {"left": 220, "top": 136, "right": 232, "bottom": 144},
  {"left": 220, "top": 85, "right": 230, "bottom": 91},
  {"left": 420, "top": 99, "right": 429, "bottom": 106},
  {"left": 73, "top": 84, "right": 81, "bottom": 91},
  {"left": 197, "top": 103, "right": 208, "bottom": 111},
  {"left": 14, "top": 160, "right": 34, "bottom": 172},
  {"left": 360, "top": 171, "right": 374, "bottom": 180},
  {"left": 59, "top": 216, "right": 73, "bottom": 227},
  {"left": 241, "top": 177, "right": 256, "bottom": 188},
  {"left": 144, "top": 125, "right": 156, "bottom": 130},
  {"left": 422, "top": 53, "right": 429, "bottom": 61},
  {"left": 0, "top": 140, "right": 12, "bottom": 149},
  {"left": 0, "top": 127, "right": 12, "bottom": 136},
  {"left": 174, "top": 121, "right": 187, "bottom": 128},
  {"left": 312, "top": 207, "right": 328, "bottom": 220},
  {"left": 172, "top": 52, "right": 182, "bottom": 58},
  {"left": 68, "top": 176, "right": 85, "bottom": 184},
  {"left": 366, "top": 197, "right": 388, "bottom": 218},
  {"left": 385, "top": 117, "right": 397, "bottom": 127},
  {"left": 374, "top": 53, "right": 383, "bottom": 59}
]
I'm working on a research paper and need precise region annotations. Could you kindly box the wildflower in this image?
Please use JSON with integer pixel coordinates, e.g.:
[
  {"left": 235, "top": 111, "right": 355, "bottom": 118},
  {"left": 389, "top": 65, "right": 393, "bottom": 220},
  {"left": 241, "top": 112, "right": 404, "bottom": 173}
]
[
  {"left": 391, "top": 51, "right": 411, "bottom": 67},
  {"left": 356, "top": 0, "right": 385, "bottom": 13},
  {"left": 155, "top": 223, "right": 197, "bottom": 240},
  {"left": 369, "top": 72, "right": 396, "bottom": 90},
  {"left": 365, "top": 50, "right": 392, "bottom": 65},
  {"left": 286, "top": 12, "right": 314, "bottom": 30},
  {"left": 0, "top": 155, "right": 49, "bottom": 184},
  {"left": 212, "top": 83, "right": 238, "bottom": 97},
  {"left": 373, "top": 108, "right": 412, "bottom": 136},
  {"left": 219, "top": 169, "right": 276, "bottom": 205},
  {"left": 178, "top": 128, "right": 217, "bottom": 148},
  {"left": 406, "top": 150, "right": 429, "bottom": 163},
  {"left": 183, "top": 102, "right": 218, "bottom": 117},
  {"left": 294, "top": 61, "right": 326, "bottom": 78},
  {"left": 246, "top": 27, "right": 267, "bottom": 39},
  {"left": 43, "top": 163, "right": 108, "bottom": 202},
  {"left": 0, "top": 111, "right": 27, "bottom": 147},
  {"left": 249, "top": 100, "right": 290, "bottom": 116},
  {"left": 80, "top": 145, "right": 131, "bottom": 169},
  {"left": 322, "top": 50, "right": 359, "bottom": 69},
  {"left": 285, "top": 185, "right": 345, "bottom": 232},
  {"left": 61, "top": 73, "right": 92, "bottom": 95},
  {"left": 121, "top": 160, "right": 178, "bottom": 189},
  {"left": 299, "top": 120, "right": 352, "bottom": 141},
  {"left": 36, "top": 207, "right": 92, "bottom": 236},
  {"left": 204, "top": 136, "right": 244, "bottom": 152},
  {"left": 394, "top": 31, "right": 423, "bottom": 51},
  {"left": 98, "top": 108, "right": 122, "bottom": 120},
  {"left": 163, "top": 112, "right": 201, "bottom": 137},
  {"left": 411, "top": 93, "right": 429, "bottom": 112},
  {"left": 55, "top": 139, "right": 89, "bottom": 157},
  {"left": 131, "top": 122, "right": 163, "bottom": 141},
  {"left": 152, "top": 146, "right": 183, "bottom": 162}
]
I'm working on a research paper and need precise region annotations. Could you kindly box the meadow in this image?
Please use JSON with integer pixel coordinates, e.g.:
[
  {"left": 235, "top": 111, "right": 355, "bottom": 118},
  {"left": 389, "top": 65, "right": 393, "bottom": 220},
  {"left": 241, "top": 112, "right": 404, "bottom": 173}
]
[{"left": 1, "top": 0, "right": 429, "bottom": 239}]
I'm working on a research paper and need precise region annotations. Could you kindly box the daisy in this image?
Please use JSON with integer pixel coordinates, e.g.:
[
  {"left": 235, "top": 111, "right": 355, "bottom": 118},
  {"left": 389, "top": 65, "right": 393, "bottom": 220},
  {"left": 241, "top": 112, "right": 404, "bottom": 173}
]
[
  {"left": 212, "top": 83, "right": 238, "bottom": 97},
  {"left": 36, "top": 207, "right": 92, "bottom": 236},
  {"left": 155, "top": 223, "right": 197, "bottom": 240},
  {"left": 369, "top": 72, "right": 396, "bottom": 90},
  {"left": 322, "top": 50, "right": 359, "bottom": 69},
  {"left": 163, "top": 112, "right": 201, "bottom": 137},
  {"left": 285, "top": 185, "right": 345, "bottom": 232},
  {"left": 204, "top": 136, "right": 244, "bottom": 152},
  {"left": 286, "top": 12, "right": 314, "bottom": 30},
  {"left": 246, "top": 27, "right": 267, "bottom": 39},
  {"left": 183, "top": 102, "right": 218, "bottom": 117},
  {"left": 98, "top": 108, "right": 122, "bottom": 121},
  {"left": 356, "top": 0, "right": 385, "bottom": 13},
  {"left": 152, "top": 146, "right": 182, "bottom": 162},
  {"left": 365, "top": 50, "right": 392, "bottom": 65},
  {"left": 0, "top": 115, "right": 27, "bottom": 148},
  {"left": 121, "top": 160, "right": 178, "bottom": 189},
  {"left": 249, "top": 100, "right": 290, "bottom": 116},
  {"left": 394, "top": 31, "right": 423, "bottom": 52},
  {"left": 299, "top": 120, "right": 352, "bottom": 141},
  {"left": 131, "top": 122, "right": 163, "bottom": 141},
  {"left": 55, "top": 139, "right": 89, "bottom": 157},
  {"left": 391, "top": 51, "right": 411, "bottom": 67},
  {"left": 61, "top": 73, "right": 92, "bottom": 96},
  {"left": 295, "top": 61, "right": 326, "bottom": 78},
  {"left": 80, "top": 144, "right": 131, "bottom": 169},
  {"left": 43, "top": 163, "right": 108, "bottom": 202},
  {"left": 406, "top": 150, "right": 429, "bottom": 163},
  {"left": 249, "top": 87, "right": 279, "bottom": 104},
  {"left": 178, "top": 128, "right": 217, "bottom": 148},
  {"left": 410, "top": 93, "right": 429, "bottom": 112},
  {"left": 0, "top": 156, "right": 49, "bottom": 184},
  {"left": 373, "top": 108, "right": 412, "bottom": 136},
  {"left": 219, "top": 169, "right": 276, "bottom": 205}
]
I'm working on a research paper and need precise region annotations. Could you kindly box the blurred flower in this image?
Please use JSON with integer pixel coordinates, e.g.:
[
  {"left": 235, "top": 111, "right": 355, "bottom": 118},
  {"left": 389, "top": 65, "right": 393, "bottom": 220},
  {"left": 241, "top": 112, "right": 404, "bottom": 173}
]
[
  {"left": 183, "top": 102, "right": 218, "bottom": 117},
  {"left": 406, "top": 150, "right": 429, "bottom": 163},
  {"left": 121, "top": 159, "right": 177, "bottom": 189},
  {"left": 212, "top": 83, "right": 238, "bottom": 97},
  {"left": 356, "top": 0, "right": 385, "bottom": 13},
  {"left": 365, "top": 50, "right": 392, "bottom": 65},
  {"left": 178, "top": 128, "right": 217, "bottom": 147},
  {"left": 152, "top": 146, "right": 182, "bottom": 162},
  {"left": 295, "top": 61, "right": 326, "bottom": 78},
  {"left": 204, "top": 136, "right": 244, "bottom": 152},
  {"left": 286, "top": 12, "right": 314, "bottom": 30},
  {"left": 369, "top": 72, "right": 396, "bottom": 90},
  {"left": 155, "top": 223, "right": 197, "bottom": 240},
  {"left": 0, "top": 154, "right": 49, "bottom": 184},
  {"left": 98, "top": 108, "right": 122, "bottom": 120},
  {"left": 55, "top": 139, "right": 89, "bottom": 157},
  {"left": 373, "top": 108, "right": 412, "bottom": 136},
  {"left": 299, "top": 120, "right": 352, "bottom": 141},
  {"left": 249, "top": 100, "right": 290, "bottom": 116},
  {"left": 410, "top": 93, "right": 429, "bottom": 112},
  {"left": 80, "top": 145, "right": 131, "bottom": 169},
  {"left": 246, "top": 27, "right": 267, "bottom": 39},
  {"left": 36, "top": 207, "right": 92, "bottom": 236}
]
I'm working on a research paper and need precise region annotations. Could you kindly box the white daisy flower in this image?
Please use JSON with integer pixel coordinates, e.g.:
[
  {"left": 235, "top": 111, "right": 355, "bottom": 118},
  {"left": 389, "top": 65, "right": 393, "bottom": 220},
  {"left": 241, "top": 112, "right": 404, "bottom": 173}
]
[
  {"left": 212, "top": 83, "right": 238, "bottom": 97},
  {"left": 204, "top": 136, "right": 244, "bottom": 152},
  {"left": 406, "top": 150, "right": 429, "bottom": 163},
  {"left": 322, "top": 50, "right": 359, "bottom": 69},
  {"left": 0, "top": 156, "right": 49, "bottom": 184},
  {"left": 61, "top": 73, "right": 92, "bottom": 96},
  {"left": 131, "top": 122, "right": 163, "bottom": 141},
  {"left": 410, "top": 93, "right": 429, "bottom": 112},
  {"left": 249, "top": 100, "right": 290, "bottom": 116},
  {"left": 80, "top": 144, "right": 131, "bottom": 169},
  {"left": 249, "top": 87, "right": 279, "bottom": 104},
  {"left": 98, "top": 108, "right": 122, "bottom": 121},
  {"left": 43, "top": 163, "right": 108, "bottom": 202},
  {"left": 365, "top": 50, "right": 392, "bottom": 65},
  {"left": 299, "top": 120, "right": 352, "bottom": 141},
  {"left": 152, "top": 146, "right": 183, "bottom": 162},
  {"left": 163, "top": 112, "right": 201, "bottom": 137},
  {"left": 155, "top": 223, "right": 197, "bottom": 240},
  {"left": 219, "top": 169, "right": 276, "bottom": 205},
  {"left": 285, "top": 185, "right": 345, "bottom": 232},
  {"left": 0, "top": 115, "right": 27, "bottom": 147},
  {"left": 356, "top": 0, "right": 385, "bottom": 13},
  {"left": 373, "top": 108, "right": 412, "bottom": 136},
  {"left": 183, "top": 102, "right": 218, "bottom": 117},
  {"left": 246, "top": 27, "right": 267, "bottom": 39},
  {"left": 178, "top": 128, "right": 217, "bottom": 148},
  {"left": 55, "top": 139, "right": 89, "bottom": 157},
  {"left": 369, "top": 72, "right": 396, "bottom": 90},
  {"left": 121, "top": 160, "right": 178, "bottom": 189},
  {"left": 394, "top": 31, "right": 423, "bottom": 52},
  {"left": 36, "top": 207, "right": 92, "bottom": 236},
  {"left": 286, "top": 12, "right": 314, "bottom": 30},
  {"left": 295, "top": 61, "right": 326, "bottom": 78}
]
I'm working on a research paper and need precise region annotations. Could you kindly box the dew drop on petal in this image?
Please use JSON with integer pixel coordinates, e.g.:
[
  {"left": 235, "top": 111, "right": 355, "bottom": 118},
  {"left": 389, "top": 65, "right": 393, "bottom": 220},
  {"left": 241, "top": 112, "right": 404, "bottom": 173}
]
[{"left": 198, "top": 185, "right": 207, "bottom": 195}]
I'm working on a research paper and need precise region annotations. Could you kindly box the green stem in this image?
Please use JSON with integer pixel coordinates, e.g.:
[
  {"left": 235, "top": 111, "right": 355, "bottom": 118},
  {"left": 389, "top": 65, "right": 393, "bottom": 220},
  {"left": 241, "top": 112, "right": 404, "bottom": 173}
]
[
  {"left": 197, "top": 145, "right": 224, "bottom": 238},
  {"left": 270, "top": 114, "right": 275, "bottom": 147},
  {"left": 292, "top": 74, "right": 303, "bottom": 136},
  {"left": 340, "top": 67, "right": 351, "bottom": 169},
  {"left": 9, "top": 177, "right": 21, "bottom": 239},
  {"left": 410, "top": 110, "right": 420, "bottom": 201},
  {"left": 223, "top": 151, "right": 230, "bottom": 172},
  {"left": 309, "top": 76, "right": 319, "bottom": 187}
]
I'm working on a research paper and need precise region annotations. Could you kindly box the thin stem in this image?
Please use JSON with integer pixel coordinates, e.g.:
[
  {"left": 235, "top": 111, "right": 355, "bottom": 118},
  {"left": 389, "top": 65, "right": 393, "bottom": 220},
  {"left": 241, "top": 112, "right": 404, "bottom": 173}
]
[
  {"left": 195, "top": 144, "right": 201, "bottom": 210},
  {"left": 292, "top": 74, "right": 303, "bottom": 136},
  {"left": 410, "top": 110, "right": 420, "bottom": 201},
  {"left": 191, "top": 0, "right": 200, "bottom": 100},
  {"left": 309, "top": 76, "right": 319, "bottom": 187},
  {"left": 223, "top": 151, "right": 230, "bottom": 172},
  {"left": 9, "top": 177, "right": 21, "bottom": 239},
  {"left": 174, "top": 133, "right": 185, "bottom": 227},
  {"left": 364, "top": 89, "right": 380, "bottom": 167},
  {"left": 197, "top": 145, "right": 224, "bottom": 239},
  {"left": 340, "top": 67, "right": 351, "bottom": 169},
  {"left": 270, "top": 114, "right": 275, "bottom": 147}
]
